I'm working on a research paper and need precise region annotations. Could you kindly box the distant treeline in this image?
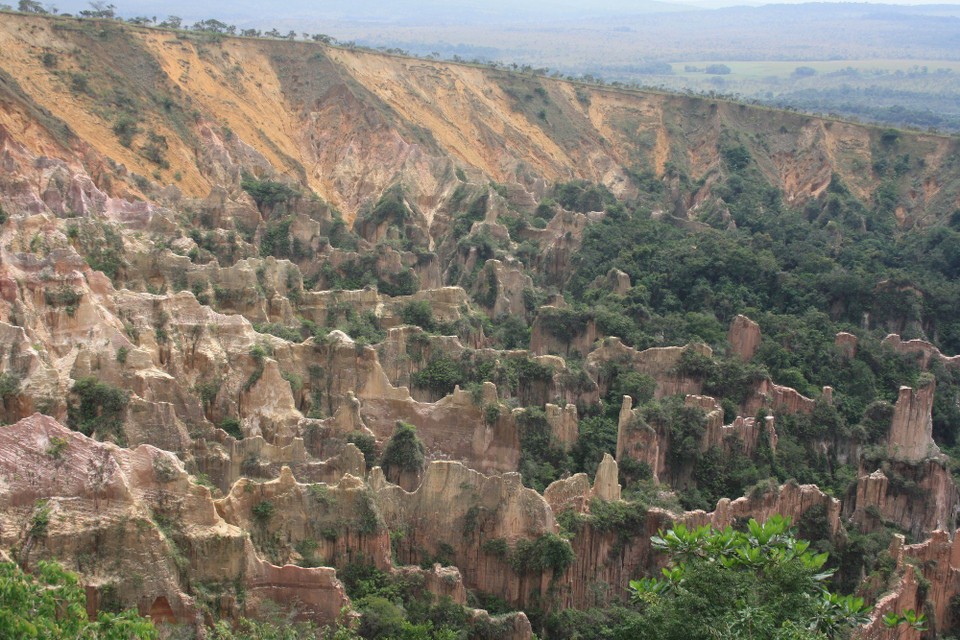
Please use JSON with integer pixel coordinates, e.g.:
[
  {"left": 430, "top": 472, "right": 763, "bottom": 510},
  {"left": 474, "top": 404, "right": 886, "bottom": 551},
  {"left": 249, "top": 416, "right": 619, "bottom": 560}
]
[{"left": 766, "top": 88, "right": 960, "bottom": 133}]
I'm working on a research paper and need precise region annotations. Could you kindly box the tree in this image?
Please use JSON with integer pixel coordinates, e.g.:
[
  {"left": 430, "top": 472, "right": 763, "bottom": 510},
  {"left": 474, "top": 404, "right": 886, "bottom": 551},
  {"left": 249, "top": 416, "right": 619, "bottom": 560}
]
[
  {"left": 79, "top": 1, "right": 114, "bottom": 18},
  {"left": 379, "top": 421, "right": 425, "bottom": 481},
  {"left": 17, "top": 0, "right": 47, "bottom": 13},
  {"left": 158, "top": 15, "right": 182, "bottom": 29},
  {"left": 627, "top": 516, "right": 871, "bottom": 639},
  {"left": 0, "top": 560, "right": 157, "bottom": 639},
  {"left": 192, "top": 19, "right": 234, "bottom": 35}
]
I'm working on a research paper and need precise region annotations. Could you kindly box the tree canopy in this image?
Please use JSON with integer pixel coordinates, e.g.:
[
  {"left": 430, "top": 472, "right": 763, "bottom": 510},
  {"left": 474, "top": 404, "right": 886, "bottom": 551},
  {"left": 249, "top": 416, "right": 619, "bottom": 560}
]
[{"left": 0, "top": 560, "right": 157, "bottom": 639}]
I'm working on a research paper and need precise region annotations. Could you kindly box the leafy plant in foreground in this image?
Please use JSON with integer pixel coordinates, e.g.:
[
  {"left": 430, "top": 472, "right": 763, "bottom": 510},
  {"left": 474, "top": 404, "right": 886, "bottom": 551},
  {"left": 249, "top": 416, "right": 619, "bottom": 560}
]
[{"left": 628, "top": 515, "right": 870, "bottom": 639}]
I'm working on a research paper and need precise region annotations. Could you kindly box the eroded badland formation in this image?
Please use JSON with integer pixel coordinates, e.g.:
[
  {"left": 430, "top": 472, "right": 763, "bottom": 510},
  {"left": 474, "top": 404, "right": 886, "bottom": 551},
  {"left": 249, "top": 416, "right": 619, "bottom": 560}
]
[{"left": 2, "top": 10, "right": 960, "bottom": 639}]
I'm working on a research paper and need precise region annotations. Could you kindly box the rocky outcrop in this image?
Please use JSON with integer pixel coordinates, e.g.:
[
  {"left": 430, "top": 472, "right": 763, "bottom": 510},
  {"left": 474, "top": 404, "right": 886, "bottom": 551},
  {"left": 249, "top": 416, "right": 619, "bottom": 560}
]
[
  {"left": 847, "top": 458, "right": 957, "bottom": 539},
  {"left": 0, "top": 414, "right": 350, "bottom": 626},
  {"left": 588, "top": 268, "right": 632, "bottom": 296},
  {"left": 216, "top": 467, "right": 392, "bottom": 570},
  {"left": 372, "top": 461, "right": 557, "bottom": 608},
  {"left": 883, "top": 333, "right": 960, "bottom": 371},
  {"left": 587, "top": 338, "right": 710, "bottom": 399},
  {"left": 559, "top": 480, "right": 841, "bottom": 610},
  {"left": 856, "top": 531, "right": 960, "bottom": 639},
  {"left": 727, "top": 314, "right": 761, "bottom": 361},
  {"left": 544, "top": 474, "right": 594, "bottom": 515},
  {"left": 616, "top": 395, "right": 667, "bottom": 482},
  {"left": 835, "top": 331, "right": 858, "bottom": 359},
  {"left": 533, "top": 211, "right": 603, "bottom": 287},
  {"left": 688, "top": 394, "right": 775, "bottom": 456},
  {"left": 545, "top": 402, "right": 579, "bottom": 450},
  {"left": 592, "top": 454, "right": 622, "bottom": 502},
  {"left": 530, "top": 310, "right": 599, "bottom": 358},
  {"left": 680, "top": 481, "right": 842, "bottom": 537},
  {"left": 887, "top": 379, "right": 941, "bottom": 462},
  {"left": 472, "top": 258, "right": 534, "bottom": 319},
  {"left": 742, "top": 378, "right": 816, "bottom": 416}
]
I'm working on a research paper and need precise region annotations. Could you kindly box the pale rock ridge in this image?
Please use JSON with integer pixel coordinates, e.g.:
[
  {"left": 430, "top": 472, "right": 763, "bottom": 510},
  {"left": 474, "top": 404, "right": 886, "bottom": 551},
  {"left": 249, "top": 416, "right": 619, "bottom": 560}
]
[
  {"left": 680, "top": 481, "right": 842, "bottom": 537},
  {"left": 587, "top": 268, "right": 631, "bottom": 296},
  {"left": 216, "top": 467, "right": 393, "bottom": 571},
  {"left": 240, "top": 358, "right": 302, "bottom": 444},
  {"left": 883, "top": 333, "right": 960, "bottom": 370},
  {"left": 742, "top": 378, "right": 816, "bottom": 416},
  {"left": 519, "top": 455, "right": 622, "bottom": 557},
  {"left": 616, "top": 395, "right": 666, "bottom": 482},
  {"left": 617, "top": 394, "right": 777, "bottom": 484},
  {"left": 533, "top": 210, "right": 603, "bottom": 286},
  {"left": 587, "top": 338, "right": 710, "bottom": 399},
  {"left": 687, "top": 394, "right": 776, "bottom": 456},
  {"left": 544, "top": 474, "right": 593, "bottom": 514}
]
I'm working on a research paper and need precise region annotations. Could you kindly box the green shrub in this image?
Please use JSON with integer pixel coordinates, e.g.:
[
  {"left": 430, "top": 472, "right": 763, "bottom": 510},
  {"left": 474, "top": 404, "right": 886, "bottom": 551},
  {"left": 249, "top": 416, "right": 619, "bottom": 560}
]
[
  {"left": 67, "top": 377, "right": 129, "bottom": 443},
  {"left": 0, "top": 372, "right": 21, "bottom": 401},
  {"left": 219, "top": 417, "right": 243, "bottom": 440},
  {"left": 112, "top": 114, "right": 140, "bottom": 148},
  {"left": 46, "top": 436, "right": 68, "bottom": 460},
  {"left": 411, "top": 355, "right": 463, "bottom": 396},
  {"left": 355, "top": 491, "right": 385, "bottom": 535},
  {"left": 516, "top": 407, "right": 573, "bottom": 491},
  {"left": 481, "top": 538, "right": 509, "bottom": 558},
  {"left": 586, "top": 498, "right": 646, "bottom": 537},
  {"left": 44, "top": 286, "right": 83, "bottom": 313},
  {"left": 194, "top": 377, "right": 222, "bottom": 407},
  {"left": 509, "top": 533, "right": 575, "bottom": 575},
  {"left": 241, "top": 176, "right": 300, "bottom": 209},
  {"left": 245, "top": 344, "right": 267, "bottom": 390},
  {"left": 380, "top": 422, "right": 425, "bottom": 476},
  {"left": 252, "top": 500, "right": 275, "bottom": 525},
  {"left": 0, "top": 561, "right": 157, "bottom": 638},
  {"left": 398, "top": 300, "right": 435, "bottom": 331},
  {"left": 347, "top": 432, "right": 377, "bottom": 467},
  {"left": 538, "top": 307, "right": 592, "bottom": 345}
]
